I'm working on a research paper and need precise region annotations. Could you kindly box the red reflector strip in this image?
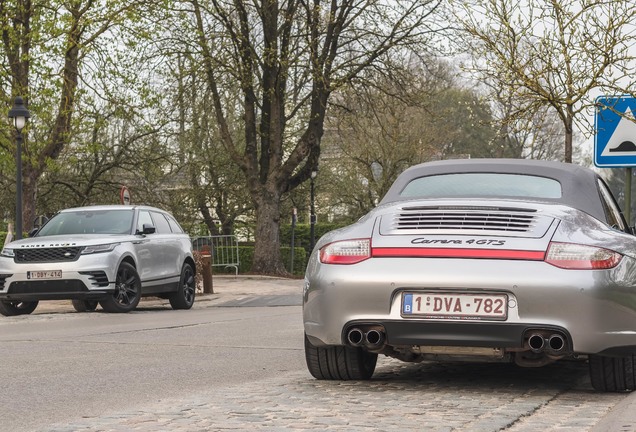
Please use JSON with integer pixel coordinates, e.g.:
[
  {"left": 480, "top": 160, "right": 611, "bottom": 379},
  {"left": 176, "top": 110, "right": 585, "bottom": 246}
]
[{"left": 372, "top": 247, "right": 545, "bottom": 260}]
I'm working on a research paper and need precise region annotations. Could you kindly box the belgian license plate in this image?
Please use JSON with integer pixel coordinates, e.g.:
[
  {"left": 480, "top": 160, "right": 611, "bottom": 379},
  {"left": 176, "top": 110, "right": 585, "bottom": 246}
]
[
  {"left": 402, "top": 292, "right": 508, "bottom": 320},
  {"left": 27, "top": 270, "right": 62, "bottom": 280}
]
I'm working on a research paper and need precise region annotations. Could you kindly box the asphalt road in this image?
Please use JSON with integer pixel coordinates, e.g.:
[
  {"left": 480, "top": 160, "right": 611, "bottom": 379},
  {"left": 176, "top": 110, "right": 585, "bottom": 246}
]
[
  {"left": 2, "top": 296, "right": 634, "bottom": 431},
  {"left": 1, "top": 304, "right": 305, "bottom": 432}
]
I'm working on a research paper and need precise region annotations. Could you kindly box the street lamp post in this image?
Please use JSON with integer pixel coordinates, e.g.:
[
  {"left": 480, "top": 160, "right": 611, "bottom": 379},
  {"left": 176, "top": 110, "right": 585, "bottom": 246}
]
[
  {"left": 9, "top": 96, "right": 30, "bottom": 240},
  {"left": 309, "top": 170, "right": 317, "bottom": 251},
  {"left": 370, "top": 161, "right": 384, "bottom": 206}
]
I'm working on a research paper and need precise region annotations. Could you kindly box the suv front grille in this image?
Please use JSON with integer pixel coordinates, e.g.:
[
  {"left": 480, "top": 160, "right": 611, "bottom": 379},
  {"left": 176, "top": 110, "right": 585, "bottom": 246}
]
[{"left": 15, "top": 247, "right": 82, "bottom": 263}]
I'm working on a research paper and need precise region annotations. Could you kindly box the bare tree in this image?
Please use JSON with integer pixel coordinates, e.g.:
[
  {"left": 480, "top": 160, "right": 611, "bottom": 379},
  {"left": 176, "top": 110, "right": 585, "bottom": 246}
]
[
  {"left": 40, "top": 104, "right": 170, "bottom": 214},
  {"left": 487, "top": 83, "right": 564, "bottom": 160},
  {"left": 323, "top": 60, "right": 497, "bottom": 220},
  {"left": 180, "top": 0, "right": 445, "bottom": 274},
  {"left": 0, "top": 0, "right": 155, "bottom": 232},
  {"left": 453, "top": 0, "right": 636, "bottom": 163}
]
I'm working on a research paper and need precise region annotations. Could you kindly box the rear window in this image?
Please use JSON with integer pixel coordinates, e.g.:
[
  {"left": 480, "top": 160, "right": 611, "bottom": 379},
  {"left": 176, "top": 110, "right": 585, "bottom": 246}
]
[{"left": 400, "top": 173, "right": 562, "bottom": 199}]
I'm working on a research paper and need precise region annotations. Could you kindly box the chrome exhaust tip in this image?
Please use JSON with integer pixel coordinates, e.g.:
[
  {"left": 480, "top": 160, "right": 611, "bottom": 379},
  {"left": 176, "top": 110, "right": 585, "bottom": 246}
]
[
  {"left": 365, "top": 329, "right": 385, "bottom": 347},
  {"left": 547, "top": 334, "right": 565, "bottom": 353},
  {"left": 347, "top": 328, "right": 364, "bottom": 346},
  {"left": 528, "top": 334, "right": 545, "bottom": 353}
]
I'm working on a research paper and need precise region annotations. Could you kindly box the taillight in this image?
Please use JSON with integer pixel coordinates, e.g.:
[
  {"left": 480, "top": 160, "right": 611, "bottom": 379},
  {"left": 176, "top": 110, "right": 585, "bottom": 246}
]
[
  {"left": 545, "top": 242, "right": 622, "bottom": 269},
  {"left": 320, "top": 239, "right": 371, "bottom": 265}
]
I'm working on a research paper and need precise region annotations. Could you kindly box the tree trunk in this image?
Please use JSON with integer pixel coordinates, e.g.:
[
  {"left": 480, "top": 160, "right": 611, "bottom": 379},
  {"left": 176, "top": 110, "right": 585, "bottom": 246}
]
[
  {"left": 564, "top": 107, "right": 574, "bottom": 163},
  {"left": 251, "top": 192, "right": 287, "bottom": 276},
  {"left": 190, "top": 0, "right": 434, "bottom": 275},
  {"left": 564, "top": 129, "right": 572, "bottom": 163},
  {"left": 21, "top": 164, "right": 39, "bottom": 233},
  {"left": 197, "top": 200, "right": 220, "bottom": 236}
]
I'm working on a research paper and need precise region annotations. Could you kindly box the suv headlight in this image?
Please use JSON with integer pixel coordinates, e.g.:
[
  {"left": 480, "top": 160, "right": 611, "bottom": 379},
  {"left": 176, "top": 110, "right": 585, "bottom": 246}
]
[
  {"left": 81, "top": 243, "right": 120, "bottom": 254},
  {"left": 0, "top": 248, "right": 14, "bottom": 258}
]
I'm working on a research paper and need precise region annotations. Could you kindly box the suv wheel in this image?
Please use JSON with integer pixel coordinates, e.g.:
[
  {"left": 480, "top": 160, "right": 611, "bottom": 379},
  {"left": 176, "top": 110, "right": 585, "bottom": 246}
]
[
  {"left": 169, "top": 263, "right": 196, "bottom": 310},
  {"left": 0, "top": 300, "right": 39, "bottom": 316},
  {"left": 589, "top": 354, "right": 636, "bottom": 392},
  {"left": 99, "top": 262, "right": 141, "bottom": 313},
  {"left": 304, "top": 333, "right": 377, "bottom": 380},
  {"left": 72, "top": 299, "right": 99, "bottom": 312}
]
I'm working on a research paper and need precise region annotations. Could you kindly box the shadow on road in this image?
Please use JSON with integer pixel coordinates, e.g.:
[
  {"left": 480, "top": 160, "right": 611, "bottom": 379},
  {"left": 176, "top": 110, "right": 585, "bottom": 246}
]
[{"left": 369, "top": 358, "right": 590, "bottom": 392}]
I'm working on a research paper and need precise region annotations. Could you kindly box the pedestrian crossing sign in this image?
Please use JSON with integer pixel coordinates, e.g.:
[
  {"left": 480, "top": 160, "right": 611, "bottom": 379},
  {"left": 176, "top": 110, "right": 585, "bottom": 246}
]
[{"left": 595, "top": 96, "right": 636, "bottom": 167}]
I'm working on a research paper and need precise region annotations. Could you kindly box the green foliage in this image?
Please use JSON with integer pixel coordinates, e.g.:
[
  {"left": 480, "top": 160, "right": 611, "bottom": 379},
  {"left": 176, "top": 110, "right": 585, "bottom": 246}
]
[
  {"left": 321, "top": 60, "right": 498, "bottom": 221},
  {"left": 0, "top": 232, "right": 10, "bottom": 247},
  {"left": 279, "top": 223, "right": 349, "bottom": 254},
  {"left": 430, "top": 88, "right": 498, "bottom": 159},
  {"left": 280, "top": 247, "right": 308, "bottom": 277}
]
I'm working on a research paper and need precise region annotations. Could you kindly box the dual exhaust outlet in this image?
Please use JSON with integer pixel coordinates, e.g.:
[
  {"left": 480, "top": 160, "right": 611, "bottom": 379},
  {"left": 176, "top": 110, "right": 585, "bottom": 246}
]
[
  {"left": 347, "top": 327, "right": 385, "bottom": 349},
  {"left": 347, "top": 327, "right": 567, "bottom": 354},
  {"left": 527, "top": 332, "right": 567, "bottom": 354}
]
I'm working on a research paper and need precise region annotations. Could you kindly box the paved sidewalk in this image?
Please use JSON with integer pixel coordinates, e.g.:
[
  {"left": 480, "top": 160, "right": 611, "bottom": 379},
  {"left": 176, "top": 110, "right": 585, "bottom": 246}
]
[{"left": 33, "top": 274, "right": 304, "bottom": 314}]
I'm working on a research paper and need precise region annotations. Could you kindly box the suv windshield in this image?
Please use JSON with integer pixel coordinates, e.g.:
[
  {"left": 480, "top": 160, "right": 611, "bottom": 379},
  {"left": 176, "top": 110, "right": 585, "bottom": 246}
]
[
  {"left": 400, "top": 173, "right": 562, "bottom": 199},
  {"left": 36, "top": 209, "right": 134, "bottom": 236}
]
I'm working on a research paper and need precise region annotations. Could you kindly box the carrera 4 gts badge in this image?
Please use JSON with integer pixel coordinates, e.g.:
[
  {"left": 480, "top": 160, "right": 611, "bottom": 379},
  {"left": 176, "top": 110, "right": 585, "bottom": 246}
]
[
  {"left": 412, "top": 238, "right": 461, "bottom": 245},
  {"left": 411, "top": 238, "right": 506, "bottom": 246}
]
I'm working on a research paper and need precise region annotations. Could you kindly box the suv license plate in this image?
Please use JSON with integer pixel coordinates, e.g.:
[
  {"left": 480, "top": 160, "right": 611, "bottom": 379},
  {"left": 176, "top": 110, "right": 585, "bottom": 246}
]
[
  {"left": 402, "top": 292, "right": 507, "bottom": 320},
  {"left": 27, "top": 270, "right": 62, "bottom": 280}
]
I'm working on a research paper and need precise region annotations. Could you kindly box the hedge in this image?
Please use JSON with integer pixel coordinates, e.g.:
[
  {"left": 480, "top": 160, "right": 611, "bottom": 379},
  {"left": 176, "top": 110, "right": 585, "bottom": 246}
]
[
  {"left": 211, "top": 245, "right": 308, "bottom": 276},
  {"left": 279, "top": 222, "right": 348, "bottom": 254}
]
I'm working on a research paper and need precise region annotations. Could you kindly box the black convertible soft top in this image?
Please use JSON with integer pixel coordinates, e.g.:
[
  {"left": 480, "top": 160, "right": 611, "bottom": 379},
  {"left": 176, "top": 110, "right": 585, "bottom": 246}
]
[{"left": 380, "top": 159, "right": 608, "bottom": 221}]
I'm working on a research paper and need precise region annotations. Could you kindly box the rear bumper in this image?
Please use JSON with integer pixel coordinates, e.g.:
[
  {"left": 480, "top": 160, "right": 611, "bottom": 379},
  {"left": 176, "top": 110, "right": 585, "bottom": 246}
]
[
  {"left": 303, "top": 255, "right": 636, "bottom": 355},
  {"left": 370, "top": 320, "right": 567, "bottom": 348}
]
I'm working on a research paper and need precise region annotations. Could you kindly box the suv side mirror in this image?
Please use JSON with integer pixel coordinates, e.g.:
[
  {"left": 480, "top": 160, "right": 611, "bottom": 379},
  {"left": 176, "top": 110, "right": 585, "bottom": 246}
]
[{"left": 142, "top": 224, "right": 156, "bottom": 235}]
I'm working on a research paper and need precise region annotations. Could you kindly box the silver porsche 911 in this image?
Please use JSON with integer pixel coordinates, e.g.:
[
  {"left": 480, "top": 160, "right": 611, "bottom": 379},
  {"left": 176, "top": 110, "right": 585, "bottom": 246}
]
[{"left": 303, "top": 158, "right": 636, "bottom": 392}]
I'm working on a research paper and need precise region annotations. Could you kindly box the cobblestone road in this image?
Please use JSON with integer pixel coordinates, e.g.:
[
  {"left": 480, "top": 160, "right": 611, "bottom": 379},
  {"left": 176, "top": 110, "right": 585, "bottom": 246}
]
[
  {"left": 19, "top": 277, "right": 633, "bottom": 431},
  {"left": 41, "top": 357, "right": 626, "bottom": 432}
]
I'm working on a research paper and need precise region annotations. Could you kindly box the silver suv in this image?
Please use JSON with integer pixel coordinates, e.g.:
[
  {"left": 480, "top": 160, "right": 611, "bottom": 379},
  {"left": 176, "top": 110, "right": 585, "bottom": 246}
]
[{"left": 0, "top": 205, "right": 196, "bottom": 316}]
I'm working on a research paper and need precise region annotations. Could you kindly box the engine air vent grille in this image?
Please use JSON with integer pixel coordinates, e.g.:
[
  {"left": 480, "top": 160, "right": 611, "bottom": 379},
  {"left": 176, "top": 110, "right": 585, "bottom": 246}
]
[
  {"left": 395, "top": 207, "right": 536, "bottom": 232},
  {"left": 386, "top": 206, "right": 545, "bottom": 235}
]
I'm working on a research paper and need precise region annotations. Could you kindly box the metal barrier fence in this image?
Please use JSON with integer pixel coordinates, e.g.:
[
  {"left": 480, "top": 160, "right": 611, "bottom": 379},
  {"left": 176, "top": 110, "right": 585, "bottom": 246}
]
[{"left": 191, "top": 235, "right": 240, "bottom": 275}]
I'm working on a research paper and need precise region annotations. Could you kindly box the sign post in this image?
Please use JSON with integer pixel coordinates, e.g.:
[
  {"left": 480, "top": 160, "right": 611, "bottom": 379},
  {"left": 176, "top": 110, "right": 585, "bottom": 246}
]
[
  {"left": 594, "top": 96, "right": 636, "bottom": 225},
  {"left": 627, "top": 168, "right": 632, "bottom": 225}
]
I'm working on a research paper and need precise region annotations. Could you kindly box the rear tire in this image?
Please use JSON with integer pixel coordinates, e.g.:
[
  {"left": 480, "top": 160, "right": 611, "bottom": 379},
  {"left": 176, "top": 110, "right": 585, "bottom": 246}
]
[
  {"left": 71, "top": 299, "right": 98, "bottom": 312},
  {"left": 589, "top": 354, "right": 636, "bottom": 392},
  {"left": 304, "top": 333, "right": 377, "bottom": 380},
  {"left": 99, "top": 262, "right": 141, "bottom": 313},
  {"left": 0, "top": 300, "right": 38, "bottom": 316},
  {"left": 169, "top": 263, "right": 196, "bottom": 310}
]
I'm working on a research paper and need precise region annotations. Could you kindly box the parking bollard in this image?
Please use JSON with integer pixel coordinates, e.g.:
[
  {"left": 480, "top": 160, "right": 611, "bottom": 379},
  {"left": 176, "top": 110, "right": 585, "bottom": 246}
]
[{"left": 200, "top": 246, "right": 214, "bottom": 294}]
